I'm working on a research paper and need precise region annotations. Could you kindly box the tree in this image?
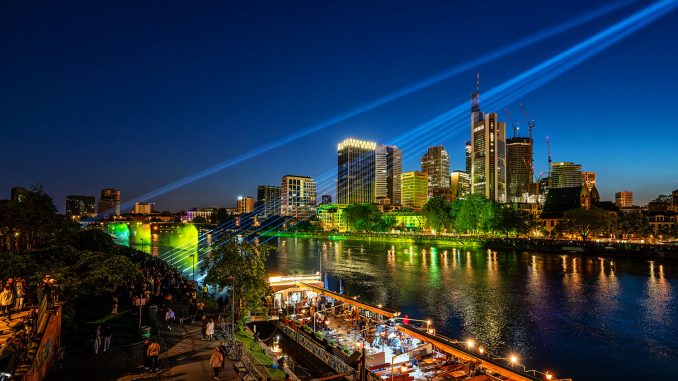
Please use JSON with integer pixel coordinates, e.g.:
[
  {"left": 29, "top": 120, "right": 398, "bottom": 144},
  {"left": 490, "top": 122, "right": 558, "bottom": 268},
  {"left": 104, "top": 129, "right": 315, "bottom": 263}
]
[
  {"left": 200, "top": 241, "right": 273, "bottom": 328},
  {"left": 616, "top": 213, "right": 653, "bottom": 239},
  {"left": 422, "top": 197, "right": 451, "bottom": 234},
  {"left": 453, "top": 194, "right": 496, "bottom": 234},
  {"left": 495, "top": 206, "right": 522, "bottom": 238},
  {"left": 560, "top": 207, "right": 613, "bottom": 240},
  {"left": 344, "top": 203, "right": 382, "bottom": 231},
  {"left": 192, "top": 216, "right": 208, "bottom": 224}
]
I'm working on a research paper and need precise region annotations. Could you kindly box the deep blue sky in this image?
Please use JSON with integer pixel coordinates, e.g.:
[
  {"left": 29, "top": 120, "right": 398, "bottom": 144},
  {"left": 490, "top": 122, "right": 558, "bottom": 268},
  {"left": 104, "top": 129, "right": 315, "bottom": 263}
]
[{"left": 2, "top": 1, "right": 677, "bottom": 212}]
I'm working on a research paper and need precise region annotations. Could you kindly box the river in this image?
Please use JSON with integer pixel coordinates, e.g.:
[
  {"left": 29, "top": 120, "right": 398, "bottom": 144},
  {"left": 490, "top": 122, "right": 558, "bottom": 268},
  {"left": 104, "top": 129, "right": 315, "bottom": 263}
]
[{"left": 135, "top": 236, "right": 678, "bottom": 381}]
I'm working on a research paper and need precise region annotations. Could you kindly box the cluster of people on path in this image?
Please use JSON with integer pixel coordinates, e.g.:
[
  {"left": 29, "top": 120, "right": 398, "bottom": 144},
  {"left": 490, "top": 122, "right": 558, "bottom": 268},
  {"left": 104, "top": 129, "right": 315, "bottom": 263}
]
[{"left": 91, "top": 325, "right": 114, "bottom": 354}]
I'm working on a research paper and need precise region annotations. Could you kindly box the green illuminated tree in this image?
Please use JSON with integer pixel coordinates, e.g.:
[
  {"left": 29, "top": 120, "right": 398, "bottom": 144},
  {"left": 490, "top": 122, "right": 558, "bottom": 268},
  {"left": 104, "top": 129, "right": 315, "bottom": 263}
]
[{"left": 422, "top": 197, "right": 452, "bottom": 234}]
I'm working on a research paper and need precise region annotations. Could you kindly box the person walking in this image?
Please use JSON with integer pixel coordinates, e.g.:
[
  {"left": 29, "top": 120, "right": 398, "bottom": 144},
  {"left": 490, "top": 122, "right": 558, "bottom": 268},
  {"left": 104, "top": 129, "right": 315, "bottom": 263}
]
[
  {"left": 0, "top": 286, "right": 13, "bottom": 320},
  {"left": 14, "top": 280, "right": 25, "bottom": 312},
  {"left": 102, "top": 325, "right": 113, "bottom": 352},
  {"left": 201, "top": 315, "right": 208, "bottom": 340},
  {"left": 93, "top": 325, "right": 102, "bottom": 354},
  {"left": 142, "top": 339, "right": 151, "bottom": 370},
  {"left": 206, "top": 318, "right": 215, "bottom": 341},
  {"left": 209, "top": 346, "right": 224, "bottom": 380},
  {"left": 147, "top": 340, "right": 161, "bottom": 371},
  {"left": 165, "top": 308, "right": 175, "bottom": 331}
]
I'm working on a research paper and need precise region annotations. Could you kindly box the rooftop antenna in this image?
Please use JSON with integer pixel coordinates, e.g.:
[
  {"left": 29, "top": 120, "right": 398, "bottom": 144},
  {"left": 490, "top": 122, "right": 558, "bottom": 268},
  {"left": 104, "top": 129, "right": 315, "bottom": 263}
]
[{"left": 504, "top": 108, "right": 519, "bottom": 138}]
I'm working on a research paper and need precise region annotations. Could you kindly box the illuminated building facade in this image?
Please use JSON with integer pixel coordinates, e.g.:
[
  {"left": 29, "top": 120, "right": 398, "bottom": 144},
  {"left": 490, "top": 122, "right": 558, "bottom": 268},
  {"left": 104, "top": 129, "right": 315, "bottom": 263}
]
[
  {"left": 376, "top": 144, "right": 402, "bottom": 206},
  {"left": 450, "top": 170, "right": 470, "bottom": 200},
  {"left": 615, "top": 191, "right": 633, "bottom": 208},
  {"left": 471, "top": 106, "right": 507, "bottom": 202},
  {"left": 316, "top": 204, "right": 348, "bottom": 232},
  {"left": 186, "top": 208, "right": 217, "bottom": 222},
  {"left": 421, "top": 145, "right": 450, "bottom": 198},
  {"left": 337, "top": 138, "right": 376, "bottom": 204},
  {"left": 582, "top": 171, "right": 597, "bottom": 191},
  {"left": 465, "top": 141, "right": 472, "bottom": 175},
  {"left": 236, "top": 196, "right": 254, "bottom": 214},
  {"left": 66, "top": 195, "right": 96, "bottom": 216},
  {"left": 401, "top": 171, "right": 428, "bottom": 210},
  {"left": 551, "top": 162, "right": 583, "bottom": 189},
  {"left": 506, "top": 137, "right": 532, "bottom": 202},
  {"left": 281, "top": 175, "right": 317, "bottom": 218},
  {"left": 256, "top": 185, "right": 281, "bottom": 217},
  {"left": 133, "top": 202, "right": 154, "bottom": 214},
  {"left": 98, "top": 188, "right": 121, "bottom": 215}
]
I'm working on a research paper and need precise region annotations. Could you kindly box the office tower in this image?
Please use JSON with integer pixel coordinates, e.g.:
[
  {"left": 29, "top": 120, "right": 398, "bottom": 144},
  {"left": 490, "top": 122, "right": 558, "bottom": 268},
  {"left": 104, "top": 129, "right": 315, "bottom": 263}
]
[
  {"left": 98, "top": 188, "right": 121, "bottom": 215},
  {"left": 376, "top": 144, "right": 403, "bottom": 205},
  {"left": 582, "top": 172, "right": 597, "bottom": 191},
  {"left": 450, "top": 171, "right": 470, "bottom": 199},
  {"left": 615, "top": 191, "right": 633, "bottom": 208},
  {"left": 10, "top": 187, "right": 29, "bottom": 203},
  {"left": 337, "top": 138, "right": 376, "bottom": 204},
  {"left": 321, "top": 195, "right": 332, "bottom": 204},
  {"left": 401, "top": 171, "right": 428, "bottom": 210},
  {"left": 236, "top": 196, "right": 255, "bottom": 214},
  {"left": 133, "top": 202, "right": 154, "bottom": 214},
  {"left": 465, "top": 141, "right": 472, "bottom": 175},
  {"left": 421, "top": 145, "right": 450, "bottom": 198},
  {"left": 551, "top": 162, "right": 583, "bottom": 189},
  {"left": 506, "top": 137, "right": 533, "bottom": 202},
  {"left": 281, "top": 175, "right": 317, "bottom": 218},
  {"left": 256, "top": 185, "right": 281, "bottom": 217},
  {"left": 66, "top": 195, "right": 96, "bottom": 216},
  {"left": 470, "top": 81, "right": 507, "bottom": 202}
]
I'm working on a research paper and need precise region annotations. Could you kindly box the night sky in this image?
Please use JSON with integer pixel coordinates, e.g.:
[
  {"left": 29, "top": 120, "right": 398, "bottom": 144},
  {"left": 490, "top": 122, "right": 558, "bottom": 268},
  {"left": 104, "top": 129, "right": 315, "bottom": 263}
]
[{"left": 2, "top": 1, "right": 677, "bottom": 212}]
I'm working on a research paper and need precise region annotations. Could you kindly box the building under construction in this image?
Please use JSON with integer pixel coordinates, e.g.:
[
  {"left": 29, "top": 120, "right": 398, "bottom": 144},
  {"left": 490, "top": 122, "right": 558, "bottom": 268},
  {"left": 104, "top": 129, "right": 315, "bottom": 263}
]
[{"left": 506, "top": 137, "right": 533, "bottom": 202}]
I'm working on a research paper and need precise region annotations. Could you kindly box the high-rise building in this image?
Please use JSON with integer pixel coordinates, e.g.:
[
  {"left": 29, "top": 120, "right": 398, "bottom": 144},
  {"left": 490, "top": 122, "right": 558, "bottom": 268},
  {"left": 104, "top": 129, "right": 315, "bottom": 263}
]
[
  {"left": 337, "top": 138, "right": 376, "bottom": 204},
  {"left": 66, "top": 195, "right": 96, "bottom": 216},
  {"left": 421, "top": 145, "right": 450, "bottom": 198},
  {"left": 401, "top": 171, "right": 428, "bottom": 210},
  {"left": 376, "top": 145, "right": 403, "bottom": 206},
  {"left": 551, "top": 162, "right": 583, "bottom": 189},
  {"left": 582, "top": 172, "right": 597, "bottom": 191},
  {"left": 256, "top": 185, "right": 281, "bottom": 217},
  {"left": 615, "top": 191, "right": 633, "bottom": 208},
  {"left": 98, "top": 188, "right": 121, "bottom": 215},
  {"left": 465, "top": 141, "right": 472, "bottom": 175},
  {"left": 281, "top": 175, "right": 317, "bottom": 218},
  {"left": 450, "top": 171, "right": 470, "bottom": 200},
  {"left": 133, "top": 202, "right": 154, "bottom": 214},
  {"left": 321, "top": 195, "right": 332, "bottom": 204},
  {"left": 236, "top": 196, "right": 255, "bottom": 214},
  {"left": 506, "top": 137, "right": 533, "bottom": 202},
  {"left": 470, "top": 82, "right": 507, "bottom": 202}
]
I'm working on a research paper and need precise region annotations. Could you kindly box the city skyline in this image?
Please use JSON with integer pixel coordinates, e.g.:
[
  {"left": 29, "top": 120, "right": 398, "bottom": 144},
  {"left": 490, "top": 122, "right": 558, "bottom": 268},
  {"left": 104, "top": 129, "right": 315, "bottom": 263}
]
[{"left": 2, "top": 1, "right": 678, "bottom": 211}]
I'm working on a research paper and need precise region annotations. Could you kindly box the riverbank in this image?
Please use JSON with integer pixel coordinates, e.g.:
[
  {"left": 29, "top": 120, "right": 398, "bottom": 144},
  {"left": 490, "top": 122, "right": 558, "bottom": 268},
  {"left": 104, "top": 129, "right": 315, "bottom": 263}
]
[{"left": 263, "top": 231, "right": 678, "bottom": 260}]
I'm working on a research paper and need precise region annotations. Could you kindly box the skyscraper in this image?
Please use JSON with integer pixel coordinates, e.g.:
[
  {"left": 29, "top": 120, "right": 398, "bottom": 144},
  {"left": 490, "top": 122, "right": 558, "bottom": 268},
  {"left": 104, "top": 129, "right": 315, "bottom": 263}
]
[
  {"left": 506, "top": 137, "right": 532, "bottom": 202},
  {"left": 376, "top": 144, "right": 403, "bottom": 205},
  {"left": 450, "top": 171, "right": 470, "bottom": 200},
  {"left": 98, "top": 188, "right": 121, "bottom": 215},
  {"left": 66, "top": 195, "right": 96, "bottom": 216},
  {"left": 256, "top": 185, "right": 281, "bottom": 217},
  {"left": 236, "top": 196, "right": 255, "bottom": 214},
  {"left": 582, "top": 172, "right": 597, "bottom": 191},
  {"left": 421, "top": 145, "right": 450, "bottom": 198},
  {"left": 470, "top": 79, "right": 507, "bottom": 203},
  {"left": 281, "top": 175, "right": 316, "bottom": 218},
  {"left": 551, "top": 162, "right": 583, "bottom": 189},
  {"left": 615, "top": 191, "right": 633, "bottom": 208},
  {"left": 401, "top": 171, "right": 428, "bottom": 210},
  {"left": 337, "top": 138, "right": 376, "bottom": 204},
  {"left": 465, "top": 141, "right": 472, "bottom": 175}
]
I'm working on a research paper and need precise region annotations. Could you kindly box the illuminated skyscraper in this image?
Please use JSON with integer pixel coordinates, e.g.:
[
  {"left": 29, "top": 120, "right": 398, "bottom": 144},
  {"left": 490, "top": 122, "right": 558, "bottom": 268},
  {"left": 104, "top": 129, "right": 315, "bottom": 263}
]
[
  {"left": 401, "top": 171, "right": 428, "bottom": 210},
  {"left": 465, "top": 141, "right": 472, "bottom": 175},
  {"left": 615, "top": 191, "right": 633, "bottom": 208},
  {"left": 582, "top": 171, "right": 597, "bottom": 191},
  {"left": 421, "top": 145, "right": 450, "bottom": 198},
  {"left": 66, "top": 195, "right": 96, "bottom": 216},
  {"left": 256, "top": 185, "right": 281, "bottom": 217},
  {"left": 337, "top": 138, "right": 376, "bottom": 204},
  {"left": 470, "top": 80, "right": 507, "bottom": 202},
  {"left": 450, "top": 171, "right": 470, "bottom": 200},
  {"left": 551, "top": 162, "right": 583, "bottom": 189},
  {"left": 376, "top": 144, "right": 402, "bottom": 205},
  {"left": 281, "top": 175, "right": 316, "bottom": 218},
  {"left": 506, "top": 137, "right": 532, "bottom": 202},
  {"left": 236, "top": 196, "right": 254, "bottom": 214},
  {"left": 98, "top": 188, "right": 121, "bottom": 215}
]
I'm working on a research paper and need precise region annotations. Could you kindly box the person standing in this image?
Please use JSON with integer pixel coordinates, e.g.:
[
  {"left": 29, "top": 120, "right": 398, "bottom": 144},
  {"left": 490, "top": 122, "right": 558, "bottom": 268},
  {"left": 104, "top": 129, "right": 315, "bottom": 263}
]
[
  {"left": 147, "top": 340, "right": 161, "bottom": 371},
  {"left": 142, "top": 339, "right": 151, "bottom": 370},
  {"left": 102, "top": 325, "right": 113, "bottom": 352},
  {"left": 0, "top": 286, "right": 13, "bottom": 320},
  {"left": 206, "top": 318, "right": 215, "bottom": 341},
  {"left": 165, "top": 308, "right": 175, "bottom": 331},
  {"left": 210, "top": 346, "right": 224, "bottom": 380},
  {"left": 93, "top": 325, "right": 102, "bottom": 354},
  {"left": 14, "top": 280, "right": 25, "bottom": 312},
  {"left": 111, "top": 295, "right": 119, "bottom": 315},
  {"left": 201, "top": 316, "right": 208, "bottom": 340}
]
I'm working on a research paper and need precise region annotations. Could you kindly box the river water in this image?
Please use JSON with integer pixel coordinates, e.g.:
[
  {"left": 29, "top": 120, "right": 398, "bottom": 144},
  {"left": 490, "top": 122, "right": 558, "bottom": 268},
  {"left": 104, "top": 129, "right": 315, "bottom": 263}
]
[{"left": 135, "top": 236, "right": 678, "bottom": 381}]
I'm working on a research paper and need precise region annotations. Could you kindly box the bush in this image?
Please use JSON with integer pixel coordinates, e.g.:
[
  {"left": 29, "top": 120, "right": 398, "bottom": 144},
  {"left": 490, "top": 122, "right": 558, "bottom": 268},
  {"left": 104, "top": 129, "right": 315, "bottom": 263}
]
[{"left": 342, "top": 346, "right": 352, "bottom": 355}]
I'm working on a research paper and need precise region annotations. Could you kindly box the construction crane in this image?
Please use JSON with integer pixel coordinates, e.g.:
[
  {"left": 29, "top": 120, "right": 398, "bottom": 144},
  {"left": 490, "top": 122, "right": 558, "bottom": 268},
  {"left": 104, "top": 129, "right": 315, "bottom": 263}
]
[
  {"left": 546, "top": 136, "right": 552, "bottom": 183},
  {"left": 504, "top": 108, "right": 519, "bottom": 138},
  {"left": 519, "top": 103, "right": 536, "bottom": 141}
]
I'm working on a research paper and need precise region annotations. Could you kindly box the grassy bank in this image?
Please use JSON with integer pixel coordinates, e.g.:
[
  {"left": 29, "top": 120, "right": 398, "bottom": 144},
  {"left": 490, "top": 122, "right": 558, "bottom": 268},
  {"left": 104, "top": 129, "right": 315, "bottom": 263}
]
[
  {"left": 235, "top": 328, "right": 287, "bottom": 380},
  {"left": 262, "top": 231, "right": 485, "bottom": 246}
]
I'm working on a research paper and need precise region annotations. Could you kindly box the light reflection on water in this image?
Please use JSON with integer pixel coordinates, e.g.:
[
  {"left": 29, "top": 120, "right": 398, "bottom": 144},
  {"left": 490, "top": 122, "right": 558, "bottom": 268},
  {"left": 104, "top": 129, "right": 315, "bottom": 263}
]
[{"left": 266, "top": 238, "right": 678, "bottom": 381}]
